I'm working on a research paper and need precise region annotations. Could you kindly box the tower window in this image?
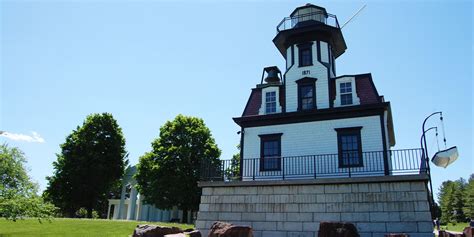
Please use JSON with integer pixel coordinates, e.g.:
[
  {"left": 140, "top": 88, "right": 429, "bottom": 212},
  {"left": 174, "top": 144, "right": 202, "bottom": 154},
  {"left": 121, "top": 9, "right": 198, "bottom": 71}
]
[
  {"left": 336, "top": 127, "right": 363, "bottom": 168},
  {"left": 296, "top": 77, "right": 317, "bottom": 111},
  {"left": 265, "top": 91, "right": 276, "bottom": 114},
  {"left": 298, "top": 43, "right": 313, "bottom": 67},
  {"left": 340, "top": 82, "right": 353, "bottom": 105},
  {"left": 299, "top": 85, "right": 314, "bottom": 110}
]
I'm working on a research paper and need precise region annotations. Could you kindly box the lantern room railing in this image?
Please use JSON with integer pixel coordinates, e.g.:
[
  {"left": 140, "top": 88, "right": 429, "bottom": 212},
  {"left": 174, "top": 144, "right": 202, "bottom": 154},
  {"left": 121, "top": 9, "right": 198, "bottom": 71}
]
[
  {"left": 276, "top": 12, "right": 340, "bottom": 32},
  {"left": 200, "top": 148, "right": 425, "bottom": 182}
]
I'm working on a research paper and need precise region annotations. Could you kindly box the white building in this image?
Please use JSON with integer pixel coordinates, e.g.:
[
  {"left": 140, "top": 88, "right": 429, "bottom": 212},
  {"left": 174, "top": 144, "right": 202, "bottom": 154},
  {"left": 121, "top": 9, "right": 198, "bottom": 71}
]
[{"left": 107, "top": 166, "right": 192, "bottom": 223}]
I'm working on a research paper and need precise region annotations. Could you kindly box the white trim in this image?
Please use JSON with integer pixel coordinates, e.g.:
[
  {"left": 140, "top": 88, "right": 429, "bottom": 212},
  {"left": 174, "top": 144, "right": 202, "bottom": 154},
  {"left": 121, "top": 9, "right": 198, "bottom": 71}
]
[
  {"left": 333, "top": 77, "right": 360, "bottom": 107},
  {"left": 259, "top": 86, "right": 282, "bottom": 115}
]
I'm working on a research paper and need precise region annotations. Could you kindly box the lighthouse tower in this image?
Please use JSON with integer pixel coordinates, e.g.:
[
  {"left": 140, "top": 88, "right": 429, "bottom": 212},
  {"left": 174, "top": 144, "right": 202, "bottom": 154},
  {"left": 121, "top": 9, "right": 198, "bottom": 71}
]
[{"left": 274, "top": 3, "right": 347, "bottom": 111}]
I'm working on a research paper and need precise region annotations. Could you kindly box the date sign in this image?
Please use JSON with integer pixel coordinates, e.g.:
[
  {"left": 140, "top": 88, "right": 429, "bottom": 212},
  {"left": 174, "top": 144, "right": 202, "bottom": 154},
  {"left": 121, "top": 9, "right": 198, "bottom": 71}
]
[{"left": 302, "top": 70, "right": 311, "bottom": 75}]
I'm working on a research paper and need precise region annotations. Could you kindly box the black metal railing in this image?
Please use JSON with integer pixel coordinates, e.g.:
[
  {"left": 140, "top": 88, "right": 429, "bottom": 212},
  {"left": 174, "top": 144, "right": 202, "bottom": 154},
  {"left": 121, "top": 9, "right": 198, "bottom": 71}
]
[
  {"left": 276, "top": 12, "right": 340, "bottom": 32},
  {"left": 200, "top": 148, "right": 425, "bottom": 181}
]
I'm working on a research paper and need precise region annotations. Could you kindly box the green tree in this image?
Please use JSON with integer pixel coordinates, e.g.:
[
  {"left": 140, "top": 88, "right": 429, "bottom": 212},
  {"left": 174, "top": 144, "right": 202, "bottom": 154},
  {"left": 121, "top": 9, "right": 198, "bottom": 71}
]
[
  {"left": 463, "top": 174, "right": 474, "bottom": 219},
  {"left": 452, "top": 178, "right": 467, "bottom": 222},
  {"left": 44, "top": 113, "right": 127, "bottom": 217},
  {"left": 0, "top": 144, "right": 56, "bottom": 221},
  {"left": 224, "top": 144, "right": 240, "bottom": 180},
  {"left": 135, "top": 115, "right": 221, "bottom": 223},
  {"left": 439, "top": 180, "right": 455, "bottom": 224}
]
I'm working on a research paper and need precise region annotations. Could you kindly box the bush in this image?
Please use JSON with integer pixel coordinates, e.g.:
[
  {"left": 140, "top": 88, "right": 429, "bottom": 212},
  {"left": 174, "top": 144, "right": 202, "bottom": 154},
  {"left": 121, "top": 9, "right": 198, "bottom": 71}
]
[
  {"left": 75, "top": 208, "right": 88, "bottom": 218},
  {"left": 91, "top": 210, "right": 99, "bottom": 219},
  {"left": 74, "top": 208, "right": 99, "bottom": 219}
]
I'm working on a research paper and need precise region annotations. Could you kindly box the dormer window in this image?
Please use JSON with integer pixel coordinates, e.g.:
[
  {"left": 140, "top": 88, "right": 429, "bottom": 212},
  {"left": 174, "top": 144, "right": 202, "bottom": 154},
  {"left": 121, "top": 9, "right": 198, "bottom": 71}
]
[
  {"left": 265, "top": 91, "right": 277, "bottom": 114},
  {"left": 333, "top": 77, "right": 360, "bottom": 108},
  {"left": 298, "top": 43, "right": 313, "bottom": 67},
  {"left": 340, "top": 82, "right": 353, "bottom": 105}
]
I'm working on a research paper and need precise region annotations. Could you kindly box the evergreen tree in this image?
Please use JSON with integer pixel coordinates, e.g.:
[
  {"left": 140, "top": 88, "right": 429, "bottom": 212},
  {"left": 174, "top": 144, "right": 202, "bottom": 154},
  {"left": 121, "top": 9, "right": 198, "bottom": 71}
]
[
  {"left": 439, "top": 180, "right": 455, "bottom": 224},
  {"left": 438, "top": 175, "right": 473, "bottom": 224},
  {"left": 452, "top": 178, "right": 467, "bottom": 222},
  {"left": 464, "top": 174, "right": 474, "bottom": 219}
]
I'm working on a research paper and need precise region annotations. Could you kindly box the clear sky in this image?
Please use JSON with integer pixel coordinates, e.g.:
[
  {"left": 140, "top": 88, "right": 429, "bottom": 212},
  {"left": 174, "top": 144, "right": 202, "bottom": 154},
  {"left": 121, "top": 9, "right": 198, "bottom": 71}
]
[{"left": 1, "top": 0, "right": 472, "bottom": 200}]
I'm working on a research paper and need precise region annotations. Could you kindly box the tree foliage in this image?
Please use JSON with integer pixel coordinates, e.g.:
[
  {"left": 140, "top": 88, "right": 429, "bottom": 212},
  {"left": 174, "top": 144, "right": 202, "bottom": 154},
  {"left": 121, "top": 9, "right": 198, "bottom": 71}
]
[
  {"left": 135, "top": 115, "right": 221, "bottom": 222},
  {"left": 464, "top": 174, "right": 474, "bottom": 219},
  {"left": 438, "top": 175, "right": 472, "bottom": 224},
  {"left": 0, "top": 144, "right": 56, "bottom": 221},
  {"left": 44, "top": 113, "right": 127, "bottom": 217},
  {"left": 224, "top": 145, "right": 240, "bottom": 180}
]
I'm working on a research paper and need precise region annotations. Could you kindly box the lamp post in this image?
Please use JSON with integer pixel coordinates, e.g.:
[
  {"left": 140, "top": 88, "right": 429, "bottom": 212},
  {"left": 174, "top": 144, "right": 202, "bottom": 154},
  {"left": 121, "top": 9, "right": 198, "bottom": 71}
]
[
  {"left": 420, "top": 126, "right": 438, "bottom": 173},
  {"left": 421, "top": 111, "right": 443, "bottom": 218}
]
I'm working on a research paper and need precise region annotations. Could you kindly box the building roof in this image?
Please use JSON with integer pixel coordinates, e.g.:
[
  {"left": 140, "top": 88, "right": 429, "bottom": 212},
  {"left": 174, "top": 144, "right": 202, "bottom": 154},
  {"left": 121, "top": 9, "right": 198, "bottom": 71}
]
[{"left": 242, "top": 73, "right": 382, "bottom": 117}]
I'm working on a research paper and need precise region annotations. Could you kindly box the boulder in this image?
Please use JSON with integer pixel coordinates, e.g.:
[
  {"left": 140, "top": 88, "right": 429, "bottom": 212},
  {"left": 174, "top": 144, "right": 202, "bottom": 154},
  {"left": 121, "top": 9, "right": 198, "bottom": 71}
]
[
  {"left": 186, "top": 230, "right": 202, "bottom": 237},
  {"left": 463, "top": 227, "right": 473, "bottom": 237},
  {"left": 208, "top": 221, "right": 253, "bottom": 237},
  {"left": 318, "top": 222, "right": 359, "bottom": 237},
  {"left": 164, "top": 234, "right": 186, "bottom": 237},
  {"left": 438, "top": 230, "right": 464, "bottom": 237},
  {"left": 132, "top": 224, "right": 183, "bottom": 237}
]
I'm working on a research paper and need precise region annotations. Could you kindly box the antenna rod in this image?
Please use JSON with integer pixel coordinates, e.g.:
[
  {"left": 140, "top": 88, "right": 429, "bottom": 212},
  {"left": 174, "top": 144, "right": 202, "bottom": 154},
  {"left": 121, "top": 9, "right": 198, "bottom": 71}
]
[{"left": 341, "top": 4, "right": 367, "bottom": 29}]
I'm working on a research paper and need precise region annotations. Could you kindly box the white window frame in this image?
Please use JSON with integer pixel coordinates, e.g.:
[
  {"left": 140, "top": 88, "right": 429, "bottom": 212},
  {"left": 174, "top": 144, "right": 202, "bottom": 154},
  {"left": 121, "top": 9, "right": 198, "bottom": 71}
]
[
  {"left": 259, "top": 87, "right": 282, "bottom": 115},
  {"left": 340, "top": 82, "right": 353, "bottom": 105},
  {"left": 265, "top": 91, "right": 277, "bottom": 114},
  {"left": 333, "top": 77, "right": 360, "bottom": 107}
]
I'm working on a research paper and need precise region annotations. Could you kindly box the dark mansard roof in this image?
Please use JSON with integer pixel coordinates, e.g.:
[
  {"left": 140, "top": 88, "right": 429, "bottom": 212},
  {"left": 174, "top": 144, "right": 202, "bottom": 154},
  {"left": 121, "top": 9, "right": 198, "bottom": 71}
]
[{"left": 241, "top": 73, "right": 383, "bottom": 117}]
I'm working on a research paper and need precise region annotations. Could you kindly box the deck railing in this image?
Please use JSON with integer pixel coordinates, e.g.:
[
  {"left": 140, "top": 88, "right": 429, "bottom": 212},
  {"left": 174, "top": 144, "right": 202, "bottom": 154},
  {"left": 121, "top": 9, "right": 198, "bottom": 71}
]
[
  {"left": 200, "top": 148, "right": 425, "bottom": 182},
  {"left": 276, "top": 12, "right": 340, "bottom": 32}
]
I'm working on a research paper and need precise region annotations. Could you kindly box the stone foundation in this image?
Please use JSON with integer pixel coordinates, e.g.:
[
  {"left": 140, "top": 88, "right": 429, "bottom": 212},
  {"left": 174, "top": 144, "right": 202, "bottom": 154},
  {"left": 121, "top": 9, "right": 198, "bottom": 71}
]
[{"left": 196, "top": 175, "right": 434, "bottom": 237}]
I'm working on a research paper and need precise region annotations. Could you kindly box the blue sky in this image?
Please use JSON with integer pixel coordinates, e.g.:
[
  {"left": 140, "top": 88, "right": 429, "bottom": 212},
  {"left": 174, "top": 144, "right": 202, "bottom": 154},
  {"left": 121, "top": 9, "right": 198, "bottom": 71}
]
[{"left": 1, "top": 1, "right": 472, "bottom": 200}]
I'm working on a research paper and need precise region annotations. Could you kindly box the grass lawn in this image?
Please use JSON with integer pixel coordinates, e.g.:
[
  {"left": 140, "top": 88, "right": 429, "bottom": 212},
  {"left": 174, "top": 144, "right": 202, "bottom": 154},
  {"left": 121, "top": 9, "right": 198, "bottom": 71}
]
[
  {"left": 436, "top": 222, "right": 470, "bottom": 232},
  {"left": 0, "top": 218, "right": 194, "bottom": 237}
]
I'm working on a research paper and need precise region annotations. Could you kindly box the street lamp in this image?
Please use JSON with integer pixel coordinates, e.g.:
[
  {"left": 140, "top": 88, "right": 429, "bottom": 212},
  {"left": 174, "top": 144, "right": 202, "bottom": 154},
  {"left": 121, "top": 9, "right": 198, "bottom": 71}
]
[
  {"left": 421, "top": 111, "right": 443, "bottom": 218},
  {"left": 420, "top": 126, "right": 438, "bottom": 173}
]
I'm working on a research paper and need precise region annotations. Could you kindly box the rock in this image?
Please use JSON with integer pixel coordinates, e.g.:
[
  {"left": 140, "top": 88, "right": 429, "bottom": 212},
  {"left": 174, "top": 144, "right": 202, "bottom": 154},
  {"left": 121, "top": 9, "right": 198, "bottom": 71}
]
[
  {"left": 208, "top": 221, "right": 253, "bottom": 237},
  {"left": 464, "top": 227, "right": 474, "bottom": 237},
  {"left": 318, "top": 222, "right": 360, "bottom": 237},
  {"left": 438, "top": 230, "right": 464, "bottom": 237},
  {"left": 164, "top": 234, "right": 186, "bottom": 237},
  {"left": 185, "top": 230, "right": 202, "bottom": 237},
  {"left": 132, "top": 224, "right": 183, "bottom": 237},
  {"left": 385, "top": 234, "right": 409, "bottom": 237}
]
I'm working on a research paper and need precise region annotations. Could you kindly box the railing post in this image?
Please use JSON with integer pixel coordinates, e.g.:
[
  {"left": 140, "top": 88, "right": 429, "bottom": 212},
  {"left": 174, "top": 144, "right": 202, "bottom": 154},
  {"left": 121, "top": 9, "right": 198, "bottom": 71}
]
[
  {"left": 348, "top": 163, "right": 351, "bottom": 178},
  {"left": 282, "top": 157, "right": 285, "bottom": 180},
  {"left": 313, "top": 155, "right": 317, "bottom": 179},
  {"left": 383, "top": 150, "right": 390, "bottom": 176},
  {"left": 252, "top": 159, "right": 256, "bottom": 181},
  {"left": 221, "top": 161, "right": 224, "bottom": 181}
]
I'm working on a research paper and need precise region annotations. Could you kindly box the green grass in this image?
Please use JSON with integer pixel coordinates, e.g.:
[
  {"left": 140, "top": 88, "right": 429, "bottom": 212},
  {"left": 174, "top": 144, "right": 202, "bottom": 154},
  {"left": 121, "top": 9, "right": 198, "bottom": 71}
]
[
  {"left": 0, "top": 218, "right": 194, "bottom": 237},
  {"left": 437, "top": 222, "right": 470, "bottom": 232}
]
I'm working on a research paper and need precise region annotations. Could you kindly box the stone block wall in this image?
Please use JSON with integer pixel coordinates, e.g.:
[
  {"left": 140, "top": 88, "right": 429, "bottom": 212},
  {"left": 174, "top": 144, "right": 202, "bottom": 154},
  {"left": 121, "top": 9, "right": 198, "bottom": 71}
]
[{"left": 196, "top": 176, "right": 434, "bottom": 237}]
